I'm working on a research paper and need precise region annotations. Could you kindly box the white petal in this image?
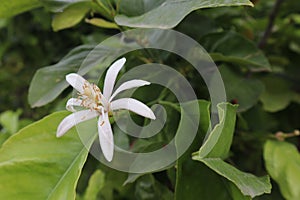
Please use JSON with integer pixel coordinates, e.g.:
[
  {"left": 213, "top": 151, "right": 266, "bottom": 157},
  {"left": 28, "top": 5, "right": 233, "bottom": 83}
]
[
  {"left": 110, "top": 79, "right": 150, "bottom": 101},
  {"left": 66, "top": 73, "right": 88, "bottom": 94},
  {"left": 66, "top": 98, "right": 83, "bottom": 112},
  {"left": 98, "top": 111, "right": 114, "bottom": 162},
  {"left": 111, "top": 98, "right": 156, "bottom": 120},
  {"left": 56, "top": 110, "right": 98, "bottom": 137},
  {"left": 103, "top": 58, "right": 126, "bottom": 99}
]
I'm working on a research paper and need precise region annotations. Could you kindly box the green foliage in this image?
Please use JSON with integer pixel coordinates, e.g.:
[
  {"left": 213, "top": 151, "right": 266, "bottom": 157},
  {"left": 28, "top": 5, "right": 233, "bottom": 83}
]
[
  {"left": 95, "top": 166, "right": 135, "bottom": 199},
  {"left": 0, "top": 110, "right": 21, "bottom": 134},
  {"left": 260, "top": 75, "right": 299, "bottom": 112},
  {"left": 135, "top": 174, "right": 174, "bottom": 200},
  {"left": 1, "top": 0, "right": 300, "bottom": 199},
  {"left": 192, "top": 103, "right": 271, "bottom": 198},
  {"left": 0, "top": 112, "right": 95, "bottom": 199},
  {"left": 115, "top": 0, "right": 253, "bottom": 28},
  {"left": 176, "top": 102, "right": 270, "bottom": 199},
  {"left": 82, "top": 170, "right": 105, "bottom": 200},
  {"left": 51, "top": 3, "right": 91, "bottom": 31},
  {"left": 219, "top": 66, "right": 265, "bottom": 112},
  {"left": 28, "top": 45, "right": 95, "bottom": 107},
  {"left": 195, "top": 103, "right": 238, "bottom": 159},
  {"left": 85, "top": 18, "right": 119, "bottom": 29},
  {"left": 0, "top": 110, "right": 32, "bottom": 147},
  {"left": 175, "top": 160, "right": 250, "bottom": 200},
  {"left": 199, "top": 158, "right": 271, "bottom": 198},
  {"left": 40, "top": 0, "right": 91, "bottom": 12},
  {"left": 201, "top": 31, "right": 271, "bottom": 72},
  {"left": 264, "top": 140, "right": 300, "bottom": 200},
  {"left": 0, "top": 0, "right": 41, "bottom": 18}
]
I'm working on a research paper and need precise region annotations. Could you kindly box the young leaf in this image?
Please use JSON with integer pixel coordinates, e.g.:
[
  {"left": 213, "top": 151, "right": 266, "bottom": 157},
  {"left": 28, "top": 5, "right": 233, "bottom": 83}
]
[
  {"left": 0, "top": 111, "right": 96, "bottom": 200},
  {"left": 189, "top": 102, "right": 271, "bottom": 198},
  {"left": 194, "top": 102, "right": 238, "bottom": 159},
  {"left": 264, "top": 140, "right": 300, "bottom": 200},
  {"left": 175, "top": 101, "right": 267, "bottom": 199},
  {"left": 52, "top": 3, "right": 91, "bottom": 31},
  {"left": 115, "top": 0, "right": 253, "bottom": 28},
  {"left": 175, "top": 101, "right": 237, "bottom": 200},
  {"left": 85, "top": 18, "right": 119, "bottom": 29}
]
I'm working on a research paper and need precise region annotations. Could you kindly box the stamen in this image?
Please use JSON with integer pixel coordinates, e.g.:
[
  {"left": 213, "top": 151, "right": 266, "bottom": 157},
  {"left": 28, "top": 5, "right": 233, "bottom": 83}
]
[
  {"left": 76, "top": 80, "right": 105, "bottom": 111},
  {"left": 100, "top": 121, "right": 105, "bottom": 126}
]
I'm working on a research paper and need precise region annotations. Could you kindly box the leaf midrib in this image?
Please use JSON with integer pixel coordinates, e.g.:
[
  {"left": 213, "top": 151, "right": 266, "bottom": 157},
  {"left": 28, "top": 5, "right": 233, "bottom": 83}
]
[
  {"left": 46, "top": 147, "right": 86, "bottom": 200},
  {"left": 46, "top": 133, "right": 96, "bottom": 200}
]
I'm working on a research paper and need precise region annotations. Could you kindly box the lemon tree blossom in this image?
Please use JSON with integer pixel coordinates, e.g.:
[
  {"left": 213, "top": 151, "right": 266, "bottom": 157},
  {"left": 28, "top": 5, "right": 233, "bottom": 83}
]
[{"left": 56, "top": 58, "right": 156, "bottom": 162}]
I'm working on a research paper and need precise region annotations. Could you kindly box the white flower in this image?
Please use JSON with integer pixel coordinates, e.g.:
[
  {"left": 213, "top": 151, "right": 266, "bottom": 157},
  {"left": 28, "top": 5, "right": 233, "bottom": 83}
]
[{"left": 56, "top": 58, "right": 156, "bottom": 162}]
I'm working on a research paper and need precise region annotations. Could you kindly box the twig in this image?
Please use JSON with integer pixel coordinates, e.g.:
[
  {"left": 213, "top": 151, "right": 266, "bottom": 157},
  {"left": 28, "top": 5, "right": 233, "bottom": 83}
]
[
  {"left": 274, "top": 130, "right": 300, "bottom": 141},
  {"left": 258, "top": 0, "right": 285, "bottom": 49}
]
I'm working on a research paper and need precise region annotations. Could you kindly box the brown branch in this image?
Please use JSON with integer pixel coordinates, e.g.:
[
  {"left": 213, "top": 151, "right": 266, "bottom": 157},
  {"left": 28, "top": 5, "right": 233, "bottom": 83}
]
[{"left": 258, "top": 0, "right": 285, "bottom": 49}]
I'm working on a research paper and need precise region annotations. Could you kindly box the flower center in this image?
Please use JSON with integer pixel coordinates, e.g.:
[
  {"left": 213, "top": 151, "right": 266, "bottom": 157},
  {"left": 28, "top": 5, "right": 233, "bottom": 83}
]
[{"left": 80, "top": 81, "right": 110, "bottom": 113}]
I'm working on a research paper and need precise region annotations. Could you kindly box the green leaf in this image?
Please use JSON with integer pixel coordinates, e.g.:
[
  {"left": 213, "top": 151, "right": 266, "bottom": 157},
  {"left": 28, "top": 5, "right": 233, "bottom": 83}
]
[
  {"left": 191, "top": 103, "right": 271, "bottom": 198},
  {"left": 260, "top": 75, "right": 295, "bottom": 112},
  {"left": 0, "top": 111, "right": 96, "bottom": 200},
  {"left": 194, "top": 102, "right": 238, "bottom": 159},
  {"left": 117, "top": 0, "right": 144, "bottom": 16},
  {"left": 173, "top": 99, "right": 211, "bottom": 162},
  {"left": 175, "top": 100, "right": 246, "bottom": 200},
  {"left": 85, "top": 18, "right": 119, "bottom": 29},
  {"left": 0, "top": 18, "right": 8, "bottom": 29},
  {"left": 28, "top": 45, "right": 95, "bottom": 107},
  {"left": 200, "top": 31, "right": 271, "bottom": 72},
  {"left": 97, "top": 166, "right": 135, "bottom": 199},
  {"left": 124, "top": 100, "right": 210, "bottom": 186},
  {"left": 28, "top": 33, "right": 140, "bottom": 107},
  {"left": 242, "top": 104, "right": 277, "bottom": 132},
  {"left": 113, "top": 126, "right": 130, "bottom": 150},
  {"left": 219, "top": 65, "right": 265, "bottom": 112},
  {"left": 0, "top": 110, "right": 21, "bottom": 134},
  {"left": 227, "top": 181, "right": 252, "bottom": 200},
  {"left": 175, "top": 160, "right": 251, "bottom": 200},
  {"left": 0, "top": 133, "right": 10, "bottom": 148},
  {"left": 0, "top": 0, "right": 41, "bottom": 18},
  {"left": 196, "top": 158, "right": 271, "bottom": 198},
  {"left": 187, "top": 100, "right": 211, "bottom": 138},
  {"left": 124, "top": 173, "right": 143, "bottom": 185},
  {"left": 40, "top": 0, "right": 91, "bottom": 12},
  {"left": 115, "top": 0, "right": 253, "bottom": 28},
  {"left": 52, "top": 3, "right": 90, "bottom": 31},
  {"left": 28, "top": 29, "right": 174, "bottom": 107},
  {"left": 117, "top": 0, "right": 165, "bottom": 17},
  {"left": 264, "top": 140, "right": 300, "bottom": 200},
  {"left": 83, "top": 170, "right": 105, "bottom": 200}
]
